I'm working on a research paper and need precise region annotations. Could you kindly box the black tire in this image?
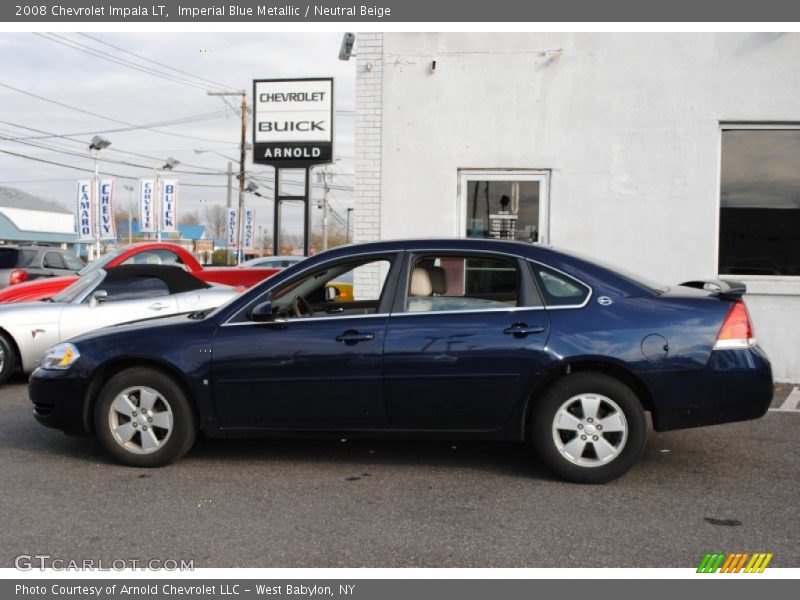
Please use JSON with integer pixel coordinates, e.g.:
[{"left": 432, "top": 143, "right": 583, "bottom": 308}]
[
  {"left": 531, "top": 372, "right": 646, "bottom": 484},
  {"left": 0, "top": 333, "right": 17, "bottom": 385},
  {"left": 94, "top": 367, "right": 197, "bottom": 467}
]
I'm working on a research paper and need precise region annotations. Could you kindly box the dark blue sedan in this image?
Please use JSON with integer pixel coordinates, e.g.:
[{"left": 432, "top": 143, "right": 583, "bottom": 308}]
[{"left": 29, "top": 239, "right": 773, "bottom": 483}]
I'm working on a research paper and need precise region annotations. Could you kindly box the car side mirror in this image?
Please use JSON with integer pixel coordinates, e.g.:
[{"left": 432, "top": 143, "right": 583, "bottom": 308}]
[
  {"left": 89, "top": 290, "right": 108, "bottom": 308},
  {"left": 249, "top": 300, "right": 276, "bottom": 322},
  {"left": 325, "top": 286, "right": 341, "bottom": 301}
]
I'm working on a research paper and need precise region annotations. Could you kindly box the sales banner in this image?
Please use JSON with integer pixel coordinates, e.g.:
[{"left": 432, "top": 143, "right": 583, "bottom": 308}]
[
  {"left": 139, "top": 179, "right": 156, "bottom": 233},
  {"left": 98, "top": 179, "right": 116, "bottom": 240},
  {"left": 243, "top": 208, "right": 255, "bottom": 250},
  {"left": 75, "top": 180, "right": 94, "bottom": 241},
  {"left": 161, "top": 179, "right": 179, "bottom": 233},
  {"left": 226, "top": 208, "right": 238, "bottom": 248}
]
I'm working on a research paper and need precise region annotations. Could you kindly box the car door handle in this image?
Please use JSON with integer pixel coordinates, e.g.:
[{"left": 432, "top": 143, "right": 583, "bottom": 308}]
[
  {"left": 503, "top": 323, "right": 545, "bottom": 337},
  {"left": 149, "top": 302, "right": 170, "bottom": 311},
  {"left": 335, "top": 330, "right": 375, "bottom": 344}
]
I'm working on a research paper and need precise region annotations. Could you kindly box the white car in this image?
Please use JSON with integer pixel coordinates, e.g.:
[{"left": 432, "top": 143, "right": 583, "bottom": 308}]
[
  {"left": 237, "top": 256, "right": 303, "bottom": 269},
  {"left": 0, "top": 264, "right": 238, "bottom": 384}
]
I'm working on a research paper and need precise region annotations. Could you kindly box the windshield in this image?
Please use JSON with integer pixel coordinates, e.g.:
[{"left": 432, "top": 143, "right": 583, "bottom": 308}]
[
  {"left": 52, "top": 270, "right": 105, "bottom": 303},
  {"left": 77, "top": 247, "right": 127, "bottom": 276}
]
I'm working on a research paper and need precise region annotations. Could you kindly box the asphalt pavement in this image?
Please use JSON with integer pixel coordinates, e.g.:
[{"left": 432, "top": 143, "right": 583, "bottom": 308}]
[{"left": 1, "top": 379, "right": 798, "bottom": 568}]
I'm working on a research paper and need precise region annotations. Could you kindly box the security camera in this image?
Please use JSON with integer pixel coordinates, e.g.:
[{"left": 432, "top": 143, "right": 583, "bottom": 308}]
[{"left": 339, "top": 33, "right": 355, "bottom": 61}]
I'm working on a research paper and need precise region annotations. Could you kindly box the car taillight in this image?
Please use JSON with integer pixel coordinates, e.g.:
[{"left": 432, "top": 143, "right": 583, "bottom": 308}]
[
  {"left": 714, "top": 300, "right": 755, "bottom": 350},
  {"left": 9, "top": 269, "right": 27, "bottom": 285}
]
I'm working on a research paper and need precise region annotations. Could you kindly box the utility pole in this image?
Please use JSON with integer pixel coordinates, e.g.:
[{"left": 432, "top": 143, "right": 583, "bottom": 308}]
[
  {"left": 208, "top": 90, "right": 248, "bottom": 264},
  {"left": 346, "top": 207, "right": 353, "bottom": 244},
  {"left": 318, "top": 167, "right": 333, "bottom": 251},
  {"left": 123, "top": 184, "right": 135, "bottom": 244}
]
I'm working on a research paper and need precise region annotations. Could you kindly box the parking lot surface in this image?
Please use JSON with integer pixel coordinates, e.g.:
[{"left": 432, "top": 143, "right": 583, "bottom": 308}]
[{"left": 1, "top": 380, "right": 798, "bottom": 568}]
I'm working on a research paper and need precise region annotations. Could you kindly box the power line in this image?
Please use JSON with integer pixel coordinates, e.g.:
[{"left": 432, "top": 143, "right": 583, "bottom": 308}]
[
  {"left": 35, "top": 33, "right": 223, "bottom": 93},
  {"left": 0, "top": 81, "right": 237, "bottom": 144},
  {"left": 78, "top": 33, "right": 236, "bottom": 91}
]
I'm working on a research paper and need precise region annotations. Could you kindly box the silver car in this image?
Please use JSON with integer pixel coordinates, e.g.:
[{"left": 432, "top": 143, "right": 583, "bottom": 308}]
[{"left": 0, "top": 264, "right": 238, "bottom": 384}]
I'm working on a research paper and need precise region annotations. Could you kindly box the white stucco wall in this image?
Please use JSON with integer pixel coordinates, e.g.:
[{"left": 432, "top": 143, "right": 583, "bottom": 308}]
[{"left": 357, "top": 32, "right": 800, "bottom": 381}]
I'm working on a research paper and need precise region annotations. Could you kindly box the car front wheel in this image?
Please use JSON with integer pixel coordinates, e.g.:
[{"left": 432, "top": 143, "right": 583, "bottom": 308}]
[
  {"left": 94, "top": 367, "right": 197, "bottom": 467},
  {"left": 531, "top": 372, "right": 647, "bottom": 483}
]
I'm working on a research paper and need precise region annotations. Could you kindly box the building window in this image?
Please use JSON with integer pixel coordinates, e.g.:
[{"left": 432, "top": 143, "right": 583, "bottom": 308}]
[
  {"left": 719, "top": 128, "right": 800, "bottom": 277},
  {"left": 458, "top": 170, "right": 550, "bottom": 244}
]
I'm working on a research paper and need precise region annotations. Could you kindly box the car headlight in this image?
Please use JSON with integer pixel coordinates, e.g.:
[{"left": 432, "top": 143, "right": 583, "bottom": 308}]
[{"left": 40, "top": 343, "right": 81, "bottom": 370}]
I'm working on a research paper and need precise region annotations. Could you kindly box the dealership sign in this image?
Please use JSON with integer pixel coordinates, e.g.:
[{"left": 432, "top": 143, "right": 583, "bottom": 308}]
[
  {"left": 75, "top": 180, "right": 94, "bottom": 241},
  {"left": 243, "top": 208, "right": 255, "bottom": 250},
  {"left": 161, "top": 179, "right": 179, "bottom": 233},
  {"left": 252, "top": 78, "right": 333, "bottom": 167},
  {"left": 139, "top": 179, "right": 156, "bottom": 233},
  {"left": 226, "top": 208, "right": 238, "bottom": 248},
  {"left": 76, "top": 179, "right": 116, "bottom": 241},
  {"left": 98, "top": 179, "right": 116, "bottom": 240}
]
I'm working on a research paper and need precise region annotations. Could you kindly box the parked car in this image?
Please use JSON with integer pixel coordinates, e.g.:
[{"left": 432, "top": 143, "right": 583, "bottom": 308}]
[
  {"left": 0, "top": 245, "right": 84, "bottom": 289},
  {"left": 29, "top": 239, "right": 772, "bottom": 483},
  {"left": 0, "top": 242, "right": 279, "bottom": 303},
  {"left": 237, "top": 256, "right": 304, "bottom": 269},
  {"left": 0, "top": 264, "right": 238, "bottom": 384}
]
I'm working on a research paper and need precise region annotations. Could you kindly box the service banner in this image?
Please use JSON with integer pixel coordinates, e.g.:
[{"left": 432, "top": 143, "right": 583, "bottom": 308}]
[
  {"left": 98, "top": 179, "right": 116, "bottom": 240},
  {"left": 243, "top": 208, "right": 256, "bottom": 250},
  {"left": 75, "top": 180, "right": 94, "bottom": 242},
  {"left": 161, "top": 179, "right": 179, "bottom": 233},
  {"left": 139, "top": 179, "right": 156, "bottom": 233},
  {"left": 226, "top": 208, "right": 238, "bottom": 248}
]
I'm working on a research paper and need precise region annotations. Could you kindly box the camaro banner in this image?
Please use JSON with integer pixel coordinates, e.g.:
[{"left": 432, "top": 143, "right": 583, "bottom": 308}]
[
  {"left": 139, "top": 179, "right": 156, "bottom": 233},
  {"left": 243, "top": 208, "right": 255, "bottom": 250},
  {"left": 98, "top": 179, "right": 116, "bottom": 240},
  {"left": 160, "top": 179, "right": 179, "bottom": 233},
  {"left": 226, "top": 208, "right": 237, "bottom": 248},
  {"left": 75, "top": 180, "right": 94, "bottom": 242}
]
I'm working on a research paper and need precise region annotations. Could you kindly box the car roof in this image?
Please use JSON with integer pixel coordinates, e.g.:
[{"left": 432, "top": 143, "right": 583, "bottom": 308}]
[{"left": 103, "top": 264, "right": 209, "bottom": 294}]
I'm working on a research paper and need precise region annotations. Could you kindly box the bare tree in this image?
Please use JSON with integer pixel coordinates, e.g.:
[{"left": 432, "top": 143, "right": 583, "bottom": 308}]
[
  {"left": 179, "top": 210, "right": 201, "bottom": 226},
  {"left": 204, "top": 205, "right": 227, "bottom": 239}
]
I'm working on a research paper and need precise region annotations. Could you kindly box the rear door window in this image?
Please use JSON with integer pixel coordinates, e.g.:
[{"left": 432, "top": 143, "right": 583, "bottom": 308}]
[
  {"left": 405, "top": 254, "right": 520, "bottom": 313},
  {"left": 44, "top": 252, "right": 66, "bottom": 270}
]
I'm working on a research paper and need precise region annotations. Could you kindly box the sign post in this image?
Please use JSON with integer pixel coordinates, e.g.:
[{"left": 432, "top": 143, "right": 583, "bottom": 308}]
[{"left": 252, "top": 77, "right": 334, "bottom": 256}]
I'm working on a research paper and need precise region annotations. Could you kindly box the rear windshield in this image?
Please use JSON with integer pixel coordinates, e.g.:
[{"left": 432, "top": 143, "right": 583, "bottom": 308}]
[{"left": 0, "top": 249, "right": 19, "bottom": 269}]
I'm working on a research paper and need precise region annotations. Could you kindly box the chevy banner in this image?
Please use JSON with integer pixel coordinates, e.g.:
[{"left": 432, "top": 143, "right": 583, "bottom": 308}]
[
  {"left": 75, "top": 180, "right": 94, "bottom": 242},
  {"left": 139, "top": 179, "right": 156, "bottom": 233},
  {"left": 98, "top": 179, "right": 116, "bottom": 240}
]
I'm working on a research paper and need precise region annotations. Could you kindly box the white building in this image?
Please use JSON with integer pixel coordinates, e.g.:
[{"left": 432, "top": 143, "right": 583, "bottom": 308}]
[{"left": 354, "top": 32, "right": 800, "bottom": 381}]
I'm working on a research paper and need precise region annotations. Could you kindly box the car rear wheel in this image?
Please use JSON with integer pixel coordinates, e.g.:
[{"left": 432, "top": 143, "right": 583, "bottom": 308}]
[
  {"left": 531, "top": 372, "right": 646, "bottom": 483},
  {"left": 94, "top": 368, "right": 197, "bottom": 467},
  {"left": 0, "top": 333, "right": 17, "bottom": 385}
]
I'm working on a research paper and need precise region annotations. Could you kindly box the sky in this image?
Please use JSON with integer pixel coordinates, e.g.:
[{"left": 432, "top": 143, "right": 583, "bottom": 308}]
[{"left": 0, "top": 32, "right": 356, "bottom": 241}]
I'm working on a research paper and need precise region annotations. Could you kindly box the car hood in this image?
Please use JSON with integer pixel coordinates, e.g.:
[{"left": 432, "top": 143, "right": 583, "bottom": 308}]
[
  {"left": 67, "top": 311, "right": 212, "bottom": 345},
  {"left": 0, "top": 300, "right": 63, "bottom": 324},
  {"left": 0, "top": 275, "right": 77, "bottom": 303}
]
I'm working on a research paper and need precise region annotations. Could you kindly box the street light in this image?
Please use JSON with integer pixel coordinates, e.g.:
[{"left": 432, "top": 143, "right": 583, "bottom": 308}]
[
  {"left": 88, "top": 136, "right": 112, "bottom": 260},
  {"left": 154, "top": 157, "right": 180, "bottom": 242}
]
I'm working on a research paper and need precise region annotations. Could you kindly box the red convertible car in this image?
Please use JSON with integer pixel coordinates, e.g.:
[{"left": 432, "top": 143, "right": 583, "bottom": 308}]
[{"left": 0, "top": 243, "right": 280, "bottom": 303}]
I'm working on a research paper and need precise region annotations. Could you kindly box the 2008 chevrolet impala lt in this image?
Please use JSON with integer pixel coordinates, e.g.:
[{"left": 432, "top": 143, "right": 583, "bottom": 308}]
[{"left": 29, "top": 239, "right": 773, "bottom": 483}]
